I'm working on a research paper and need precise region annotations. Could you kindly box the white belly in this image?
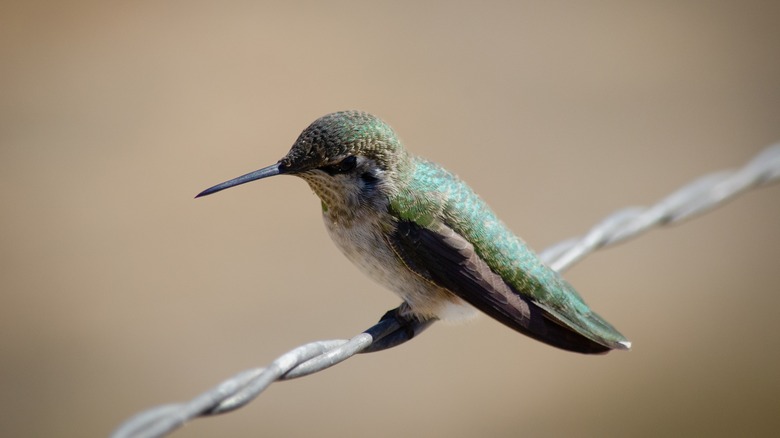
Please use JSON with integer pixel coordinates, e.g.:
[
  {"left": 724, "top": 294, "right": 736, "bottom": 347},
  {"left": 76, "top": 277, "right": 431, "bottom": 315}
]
[{"left": 322, "top": 214, "right": 477, "bottom": 321}]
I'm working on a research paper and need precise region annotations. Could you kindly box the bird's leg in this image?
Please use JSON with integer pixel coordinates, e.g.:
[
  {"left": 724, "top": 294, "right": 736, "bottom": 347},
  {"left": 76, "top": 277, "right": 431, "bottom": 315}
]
[{"left": 360, "top": 302, "right": 436, "bottom": 353}]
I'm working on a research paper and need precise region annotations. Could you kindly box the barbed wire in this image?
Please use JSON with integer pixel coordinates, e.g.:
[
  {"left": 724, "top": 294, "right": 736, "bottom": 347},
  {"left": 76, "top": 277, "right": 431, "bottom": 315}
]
[
  {"left": 112, "top": 143, "right": 780, "bottom": 438},
  {"left": 541, "top": 143, "right": 780, "bottom": 272}
]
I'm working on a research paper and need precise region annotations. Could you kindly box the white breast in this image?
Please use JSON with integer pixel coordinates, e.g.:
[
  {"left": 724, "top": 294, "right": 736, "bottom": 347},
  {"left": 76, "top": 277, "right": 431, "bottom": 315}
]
[{"left": 322, "top": 213, "right": 478, "bottom": 321}]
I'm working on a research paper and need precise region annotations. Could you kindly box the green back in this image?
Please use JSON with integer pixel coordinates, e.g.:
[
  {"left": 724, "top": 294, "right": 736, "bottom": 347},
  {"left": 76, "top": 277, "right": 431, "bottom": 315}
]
[{"left": 391, "top": 157, "right": 626, "bottom": 345}]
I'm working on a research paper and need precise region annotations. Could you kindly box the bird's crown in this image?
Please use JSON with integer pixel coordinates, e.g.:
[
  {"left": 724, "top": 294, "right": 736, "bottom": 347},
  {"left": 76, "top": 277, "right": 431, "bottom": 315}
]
[{"left": 279, "top": 111, "right": 405, "bottom": 172}]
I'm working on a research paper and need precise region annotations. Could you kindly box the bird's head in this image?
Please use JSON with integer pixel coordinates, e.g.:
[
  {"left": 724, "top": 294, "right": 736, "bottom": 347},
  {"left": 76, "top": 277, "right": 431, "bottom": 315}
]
[{"left": 197, "top": 111, "right": 410, "bottom": 220}]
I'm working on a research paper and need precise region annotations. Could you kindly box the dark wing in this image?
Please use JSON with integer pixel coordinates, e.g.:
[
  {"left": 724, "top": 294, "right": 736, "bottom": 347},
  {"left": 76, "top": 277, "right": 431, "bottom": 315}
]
[{"left": 387, "top": 219, "right": 619, "bottom": 354}]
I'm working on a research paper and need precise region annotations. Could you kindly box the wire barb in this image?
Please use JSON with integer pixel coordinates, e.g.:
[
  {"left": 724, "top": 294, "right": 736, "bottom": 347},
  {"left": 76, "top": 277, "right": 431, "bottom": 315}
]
[{"left": 111, "top": 143, "right": 780, "bottom": 438}]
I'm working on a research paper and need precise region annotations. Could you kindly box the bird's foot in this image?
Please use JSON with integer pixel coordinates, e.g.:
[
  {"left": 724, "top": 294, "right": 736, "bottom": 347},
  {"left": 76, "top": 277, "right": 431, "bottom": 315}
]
[{"left": 360, "top": 303, "right": 436, "bottom": 353}]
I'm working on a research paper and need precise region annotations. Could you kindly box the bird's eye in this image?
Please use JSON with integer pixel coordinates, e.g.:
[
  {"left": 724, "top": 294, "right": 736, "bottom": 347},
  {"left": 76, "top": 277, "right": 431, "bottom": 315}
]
[
  {"left": 322, "top": 156, "right": 357, "bottom": 175},
  {"left": 336, "top": 156, "right": 357, "bottom": 172}
]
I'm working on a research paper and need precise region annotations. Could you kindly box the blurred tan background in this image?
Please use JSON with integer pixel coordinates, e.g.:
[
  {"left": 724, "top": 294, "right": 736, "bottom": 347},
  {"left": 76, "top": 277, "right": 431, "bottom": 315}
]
[{"left": 2, "top": 1, "right": 779, "bottom": 437}]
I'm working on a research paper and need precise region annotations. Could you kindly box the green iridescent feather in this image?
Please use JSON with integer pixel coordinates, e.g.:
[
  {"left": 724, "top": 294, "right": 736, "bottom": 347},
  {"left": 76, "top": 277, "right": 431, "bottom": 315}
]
[{"left": 391, "top": 157, "right": 627, "bottom": 346}]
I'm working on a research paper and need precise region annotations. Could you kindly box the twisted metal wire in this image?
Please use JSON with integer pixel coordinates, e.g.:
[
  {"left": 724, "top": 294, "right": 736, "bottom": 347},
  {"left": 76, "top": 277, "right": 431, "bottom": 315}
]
[
  {"left": 541, "top": 143, "right": 780, "bottom": 272},
  {"left": 112, "top": 143, "right": 780, "bottom": 438}
]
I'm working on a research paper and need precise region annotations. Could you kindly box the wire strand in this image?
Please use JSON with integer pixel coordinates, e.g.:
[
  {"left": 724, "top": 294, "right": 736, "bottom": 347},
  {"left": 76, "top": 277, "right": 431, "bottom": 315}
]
[{"left": 111, "top": 143, "right": 780, "bottom": 438}]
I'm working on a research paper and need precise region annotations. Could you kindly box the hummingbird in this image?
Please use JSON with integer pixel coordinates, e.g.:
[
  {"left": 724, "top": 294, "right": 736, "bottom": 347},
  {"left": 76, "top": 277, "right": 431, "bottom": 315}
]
[{"left": 197, "top": 111, "right": 630, "bottom": 354}]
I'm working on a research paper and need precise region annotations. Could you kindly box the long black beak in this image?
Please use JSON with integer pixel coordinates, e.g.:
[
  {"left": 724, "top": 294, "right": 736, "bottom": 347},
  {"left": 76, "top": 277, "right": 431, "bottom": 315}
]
[{"left": 196, "top": 163, "right": 283, "bottom": 198}]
